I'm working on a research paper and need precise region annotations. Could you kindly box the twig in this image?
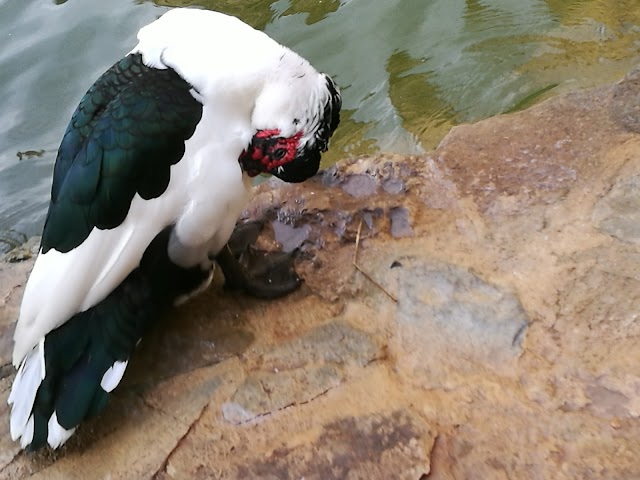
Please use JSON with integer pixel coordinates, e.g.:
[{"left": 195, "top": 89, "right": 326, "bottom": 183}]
[
  {"left": 352, "top": 219, "right": 397, "bottom": 303},
  {"left": 353, "top": 218, "right": 363, "bottom": 263}
]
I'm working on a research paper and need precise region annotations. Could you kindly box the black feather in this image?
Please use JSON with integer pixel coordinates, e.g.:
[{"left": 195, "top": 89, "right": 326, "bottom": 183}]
[
  {"left": 27, "top": 227, "right": 211, "bottom": 449},
  {"left": 42, "top": 54, "right": 202, "bottom": 254}
]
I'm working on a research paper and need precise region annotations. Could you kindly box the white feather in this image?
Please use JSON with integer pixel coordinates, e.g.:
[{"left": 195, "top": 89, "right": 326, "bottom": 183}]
[
  {"left": 100, "top": 360, "right": 129, "bottom": 393},
  {"left": 21, "top": 416, "right": 34, "bottom": 450},
  {"left": 47, "top": 412, "right": 76, "bottom": 449},
  {"left": 8, "top": 340, "right": 45, "bottom": 442},
  {"left": 132, "top": 9, "right": 331, "bottom": 141}
]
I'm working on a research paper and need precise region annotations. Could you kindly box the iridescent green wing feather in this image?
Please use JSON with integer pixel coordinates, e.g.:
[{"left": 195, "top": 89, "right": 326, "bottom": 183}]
[{"left": 42, "top": 53, "right": 203, "bottom": 253}]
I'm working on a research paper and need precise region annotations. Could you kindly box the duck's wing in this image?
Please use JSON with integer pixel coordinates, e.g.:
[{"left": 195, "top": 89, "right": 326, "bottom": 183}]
[{"left": 13, "top": 53, "right": 203, "bottom": 365}]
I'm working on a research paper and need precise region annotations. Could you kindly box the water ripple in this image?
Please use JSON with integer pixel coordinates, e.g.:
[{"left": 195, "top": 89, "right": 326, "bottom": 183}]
[{"left": 0, "top": 0, "right": 639, "bottom": 243}]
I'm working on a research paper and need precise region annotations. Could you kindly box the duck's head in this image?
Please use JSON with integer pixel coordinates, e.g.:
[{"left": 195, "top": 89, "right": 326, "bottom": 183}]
[
  {"left": 239, "top": 73, "right": 341, "bottom": 183},
  {"left": 133, "top": 8, "right": 342, "bottom": 183}
]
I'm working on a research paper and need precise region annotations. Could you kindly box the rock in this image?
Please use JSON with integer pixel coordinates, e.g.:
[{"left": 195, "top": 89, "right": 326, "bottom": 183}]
[
  {"left": 593, "top": 174, "right": 640, "bottom": 243},
  {"left": 224, "top": 321, "right": 379, "bottom": 423},
  {"left": 270, "top": 220, "right": 311, "bottom": 253},
  {"left": 0, "top": 237, "right": 40, "bottom": 264},
  {"left": 395, "top": 259, "right": 528, "bottom": 387},
  {"left": 339, "top": 173, "right": 379, "bottom": 198},
  {"left": 610, "top": 68, "right": 640, "bottom": 133},
  {"left": 2, "top": 71, "right": 640, "bottom": 478},
  {"left": 389, "top": 207, "right": 414, "bottom": 238},
  {"left": 234, "top": 410, "right": 434, "bottom": 480},
  {"left": 0, "top": 237, "right": 39, "bottom": 371}
]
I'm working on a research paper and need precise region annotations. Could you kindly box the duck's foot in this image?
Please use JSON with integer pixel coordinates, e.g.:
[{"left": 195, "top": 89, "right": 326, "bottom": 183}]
[{"left": 216, "top": 221, "right": 302, "bottom": 299}]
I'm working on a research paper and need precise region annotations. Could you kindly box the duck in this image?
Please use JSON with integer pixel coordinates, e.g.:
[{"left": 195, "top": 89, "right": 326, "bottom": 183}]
[{"left": 8, "top": 7, "right": 341, "bottom": 450}]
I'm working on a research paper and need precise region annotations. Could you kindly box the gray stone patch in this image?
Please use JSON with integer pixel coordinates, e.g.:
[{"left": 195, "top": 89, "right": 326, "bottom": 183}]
[
  {"left": 223, "top": 322, "right": 379, "bottom": 423},
  {"left": 382, "top": 177, "right": 405, "bottom": 194},
  {"left": 593, "top": 174, "right": 640, "bottom": 243},
  {"left": 396, "top": 259, "right": 529, "bottom": 379},
  {"left": 271, "top": 221, "right": 311, "bottom": 252},
  {"left": 341, "top": 174, "right": 378, "bottom": 198},
  {"left": 389, "top": 207, "right": 415, "bottom": 238},
  {"left": 260, "top": 320, "right": 379, "bottom": 370},
  {"left": 610, "top": 68, "right": 640, "bottom": 133}
]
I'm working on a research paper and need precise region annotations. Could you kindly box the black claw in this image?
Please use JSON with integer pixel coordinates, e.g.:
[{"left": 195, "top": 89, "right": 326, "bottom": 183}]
[
  {"left": 226, "top": 220, "right": 263, "bottom": 257},
  {"left": 216, "top": 222, "right": 302, "bottom": 299}
]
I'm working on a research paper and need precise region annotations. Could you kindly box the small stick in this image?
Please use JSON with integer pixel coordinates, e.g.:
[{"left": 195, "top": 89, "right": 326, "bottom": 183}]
[
  {"left": 353, "top": 218, "right": 363, "bottom": 264},
  {"left": 353, "top": 219, "right": 397, "bottom": 303}
]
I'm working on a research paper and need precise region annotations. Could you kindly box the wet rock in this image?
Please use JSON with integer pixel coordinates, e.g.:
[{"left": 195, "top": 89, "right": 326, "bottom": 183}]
[
  {"left": 0, "top": 237, "right": 40, "bottom": 263},
  {"left": 0, "top": 232, "right": 29, "bottom": 257}
]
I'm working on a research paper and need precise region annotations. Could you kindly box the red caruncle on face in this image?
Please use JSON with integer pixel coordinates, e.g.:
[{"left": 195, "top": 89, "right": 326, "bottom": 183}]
[{"left": 253, "top": 130, "right": 302, "bottom": 170}]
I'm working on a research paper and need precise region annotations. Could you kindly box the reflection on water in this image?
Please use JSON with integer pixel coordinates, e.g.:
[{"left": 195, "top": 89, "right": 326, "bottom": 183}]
[{"left": 0, "top": 0, "right": 639, "bottom": 249}]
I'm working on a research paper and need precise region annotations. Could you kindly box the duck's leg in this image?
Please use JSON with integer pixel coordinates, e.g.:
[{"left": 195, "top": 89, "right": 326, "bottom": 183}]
[{"left": 216, "top": 221, "right": 301, "bottom": 299}]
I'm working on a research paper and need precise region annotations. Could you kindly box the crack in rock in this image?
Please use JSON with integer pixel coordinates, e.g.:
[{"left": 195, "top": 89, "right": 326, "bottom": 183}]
[
  {"left": 222, "top": 382, "right": 339, "bottom": 426},
  {"left": 152, "top": 403, "right": 209, "bottom": 479}
]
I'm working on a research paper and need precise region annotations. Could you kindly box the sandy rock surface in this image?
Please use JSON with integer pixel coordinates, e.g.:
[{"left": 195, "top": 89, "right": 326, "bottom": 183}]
[{"left": 1, "top": 70, "right": 640, "bottom": 479}]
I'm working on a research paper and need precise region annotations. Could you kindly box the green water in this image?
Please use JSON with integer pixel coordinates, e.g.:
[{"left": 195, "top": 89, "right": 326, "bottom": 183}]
[{"left": 1, "top": 0, "right": 639, "bottom": 250}]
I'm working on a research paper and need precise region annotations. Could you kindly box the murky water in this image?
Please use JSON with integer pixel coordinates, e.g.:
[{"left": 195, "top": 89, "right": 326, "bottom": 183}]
[{"left": 1, "top": 0, "right": 639, "bottom": 250}]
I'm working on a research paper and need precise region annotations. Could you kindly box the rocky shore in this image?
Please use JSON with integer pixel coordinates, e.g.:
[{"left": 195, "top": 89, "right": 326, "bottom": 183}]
[{"left": 1, "top": 70, "right": 639, "bottom": 479}]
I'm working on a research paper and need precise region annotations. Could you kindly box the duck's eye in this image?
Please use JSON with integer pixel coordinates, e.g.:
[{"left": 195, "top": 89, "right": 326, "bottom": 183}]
[{"left": 272, "top": 148, "right": 287, "bottom": 160}]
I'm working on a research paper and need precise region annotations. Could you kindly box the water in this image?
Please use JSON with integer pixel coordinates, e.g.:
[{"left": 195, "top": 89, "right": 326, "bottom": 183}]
[{"left": 1, "top": 0, "right": 639, "bottom": 250}]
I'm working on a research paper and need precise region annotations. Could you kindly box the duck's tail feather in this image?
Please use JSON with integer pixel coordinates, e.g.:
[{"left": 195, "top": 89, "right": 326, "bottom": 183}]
[{"left": 8, "top": 227, "right": 212, "bottom": 450}]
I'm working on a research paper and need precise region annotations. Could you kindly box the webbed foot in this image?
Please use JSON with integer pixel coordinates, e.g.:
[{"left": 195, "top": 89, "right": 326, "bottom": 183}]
[{"left": 216, "top": 221, "right": 302, "bottom": 299}]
